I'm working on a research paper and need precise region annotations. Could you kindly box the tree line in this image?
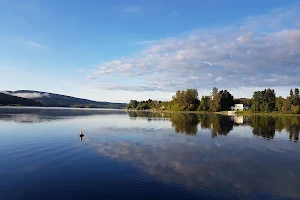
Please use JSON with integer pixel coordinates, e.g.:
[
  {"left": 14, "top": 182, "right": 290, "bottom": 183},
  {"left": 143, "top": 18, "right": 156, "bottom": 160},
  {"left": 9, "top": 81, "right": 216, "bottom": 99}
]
[
  {"left": 250, "top": 88, "right": 300, "bottom": 114},
  {"left": 127, "top": 87, "right": 235, "bottom": 112},
  {"left": 127, "top": 87, "right": 300, "bottom": 114}
]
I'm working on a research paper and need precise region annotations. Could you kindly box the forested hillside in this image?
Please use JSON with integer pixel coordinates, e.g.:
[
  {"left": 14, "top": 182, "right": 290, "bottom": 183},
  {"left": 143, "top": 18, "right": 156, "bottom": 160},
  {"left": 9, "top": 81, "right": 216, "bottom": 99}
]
[
  {"left": 1, "top": 90, "right": 127, "bottom": 109},
  {"left": 0, "top": 93, "right": 42, "bottom": 106}
]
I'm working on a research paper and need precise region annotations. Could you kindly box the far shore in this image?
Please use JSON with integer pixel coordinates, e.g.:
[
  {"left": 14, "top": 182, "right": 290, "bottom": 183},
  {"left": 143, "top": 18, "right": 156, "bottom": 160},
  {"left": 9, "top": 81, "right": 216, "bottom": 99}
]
[
  {"left": 0, "top": 106, "right": 124, "bottom": 111},
  {"left": 1, "top": 106, "right": 299, "bottom": 116},
  {"left": 125, "top": 108, "right": 300, "bottom": 116}
]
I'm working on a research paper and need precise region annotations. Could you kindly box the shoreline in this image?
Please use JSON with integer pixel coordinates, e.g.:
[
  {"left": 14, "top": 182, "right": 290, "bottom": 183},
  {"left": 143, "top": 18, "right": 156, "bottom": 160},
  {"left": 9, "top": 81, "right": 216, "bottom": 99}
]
[
  {"left": 1, "top": 106, "right": 299, "bottom": 116},
  {"left": 0, "top": 106, "right": 125, "bottom": 111},
  {"left": 235, "top": 112, "right": 300, "bottom": 117},
  {"left": 125, "top": 109, "right": 300, "bottom": 116}
]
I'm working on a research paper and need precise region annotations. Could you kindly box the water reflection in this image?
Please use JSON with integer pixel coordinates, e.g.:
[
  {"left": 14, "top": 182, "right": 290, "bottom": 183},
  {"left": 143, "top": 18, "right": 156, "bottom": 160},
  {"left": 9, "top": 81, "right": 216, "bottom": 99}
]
[
  {"left": 0, "top": 107, "right": 126, "bottom": 123},
  {"left": 1, "top": 108, "right": 300, "bottom": 199},
  {"left": 276, "top": 116, "right": 300, "bottom": 142},
  {"left": 232, "top": 116, "right": 244, "bottom": 124},
  {"left": 288, "top": 124, "right": 299, "bottom": 142},
  {"left": 251, "top": 116, "right": 276, "bottom": 139},
  {"left": 127, "top": 111, "right": 300, "bottom": 141},
  {"left": 211, "top": 116, "right": 234, "bottom": 138},
  {"left": 248, "top": 116, "right": 300, "bottom": 142},
  {"left": 87, "top": 124, "right": 300, "bottom": 199},
  {"left": 170, "top": 114, "right": 198, "bottom": 135},
  {"left": 0, "top": 108, "right": 299, "bottom": 142},
  {"left": 198, "top": 115, "right": 234, "bottom": 137}
]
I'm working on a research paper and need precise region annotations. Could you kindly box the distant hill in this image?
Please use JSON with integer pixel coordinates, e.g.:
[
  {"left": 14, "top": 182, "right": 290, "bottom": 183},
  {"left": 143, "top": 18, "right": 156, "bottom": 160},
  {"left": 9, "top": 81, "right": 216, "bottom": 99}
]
[
  {"left": 1, "top": 90, "right": 127, "bottom": 109},
  {"left": 0, "top": 92, "right": 43, "bottom": 106}
]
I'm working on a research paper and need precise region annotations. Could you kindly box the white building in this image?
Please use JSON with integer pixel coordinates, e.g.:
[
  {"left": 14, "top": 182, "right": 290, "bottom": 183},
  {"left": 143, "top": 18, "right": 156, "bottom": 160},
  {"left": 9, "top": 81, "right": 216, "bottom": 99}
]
[{"left": 231, "top": 104, "right": 249, "bottom": 111}]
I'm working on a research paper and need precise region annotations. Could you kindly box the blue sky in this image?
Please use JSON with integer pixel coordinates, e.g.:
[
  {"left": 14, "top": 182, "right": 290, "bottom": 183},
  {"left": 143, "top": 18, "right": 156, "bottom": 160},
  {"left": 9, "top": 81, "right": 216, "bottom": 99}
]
[{"left": 1, "top": 0, "right": 300, "bottom": 103}]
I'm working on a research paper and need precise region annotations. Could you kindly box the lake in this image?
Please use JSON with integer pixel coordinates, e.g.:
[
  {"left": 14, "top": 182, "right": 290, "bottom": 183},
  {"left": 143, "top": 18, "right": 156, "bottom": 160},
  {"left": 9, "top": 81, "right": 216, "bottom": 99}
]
[{"left": 0, "top": 107, "right": 299, "bottom": 200}]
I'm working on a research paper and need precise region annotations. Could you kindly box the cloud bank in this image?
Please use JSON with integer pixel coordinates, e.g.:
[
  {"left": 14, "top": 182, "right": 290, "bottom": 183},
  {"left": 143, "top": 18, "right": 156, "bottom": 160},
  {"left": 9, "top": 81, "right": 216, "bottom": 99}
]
[
  {"left": 11, "top": 92, "right": 50, "bottom": 99},
  {"left": 88, "top": 4, "right": 300, "bottom": 93}
]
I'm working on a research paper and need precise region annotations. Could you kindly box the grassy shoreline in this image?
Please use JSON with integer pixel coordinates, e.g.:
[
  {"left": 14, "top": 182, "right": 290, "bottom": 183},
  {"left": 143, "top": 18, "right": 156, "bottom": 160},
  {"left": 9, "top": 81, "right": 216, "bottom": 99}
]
[
  {"left": 125, "top": 109, "right": 214, "bottom": 114},
  {"left": 235, "top": 111, "right": 300, "bottom": 117},
  {"left": 125, "top": 109, "right": 300, "bottom": 116}
]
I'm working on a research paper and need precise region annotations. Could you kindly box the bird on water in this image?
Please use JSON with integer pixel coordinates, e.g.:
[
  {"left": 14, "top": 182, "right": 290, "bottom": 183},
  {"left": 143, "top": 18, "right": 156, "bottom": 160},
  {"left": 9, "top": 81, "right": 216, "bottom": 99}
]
[{"left": 79, "top": 130, "right": 84, "bottom": 142}]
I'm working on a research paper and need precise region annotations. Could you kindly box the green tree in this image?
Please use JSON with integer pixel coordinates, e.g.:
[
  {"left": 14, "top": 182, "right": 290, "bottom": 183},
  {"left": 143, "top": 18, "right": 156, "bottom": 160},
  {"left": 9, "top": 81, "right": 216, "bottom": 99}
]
[
  {"left": 294, "top": 88, "right": 300, "bottom": 106},
  {"left": 291, "top": 105, "right": 300, "bottom": 114},
  {"left": 251, "top": 89, "right": 276, "bottom": 112},
  {"left": 211, "top": 87, "right": 221, "bottom": 112},
  {"left": 282, "top": 97, "right": 292, "bottom": 113},
  {"left": 251, "top": 91, "right": 263, "bottom": 112},
  {"left": 198, "top": 96, "right": 212, "bottom": 111},
  {"left": 219, "top": 90, "right": 234, "bottom": 111},
  {"left": 275, "top": 96, "right": 285, "bottom": 112},
  {"left": 128, "top": 100, "right": 138, "bottom": 109},
  {"left": 171, "top": 89, "right": 199, "bottom": 111},
  {"left": 184, "top": 89, "right": 200, "bottom": 111},
  {"left": 290, "top": 89, "right": 295, "bottom": 105}
]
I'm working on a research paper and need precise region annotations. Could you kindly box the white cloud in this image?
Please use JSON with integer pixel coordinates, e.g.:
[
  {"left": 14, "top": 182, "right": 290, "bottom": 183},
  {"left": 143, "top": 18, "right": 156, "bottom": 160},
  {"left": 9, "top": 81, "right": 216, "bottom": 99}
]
[
  {"left": 26, "top": 41, "right": 46, "bottom": 49},
  {"left": 203, "top": 61, "right": 213, "bottom": 66},
  {"left": 134, "top": 40, "right": 158, "bottom": 45},
  {"left": 11, "top": 92, "right": 50, "bottom": 99},
  {"left": 86, "top": 4, "right": 300, "bottom": 95}
]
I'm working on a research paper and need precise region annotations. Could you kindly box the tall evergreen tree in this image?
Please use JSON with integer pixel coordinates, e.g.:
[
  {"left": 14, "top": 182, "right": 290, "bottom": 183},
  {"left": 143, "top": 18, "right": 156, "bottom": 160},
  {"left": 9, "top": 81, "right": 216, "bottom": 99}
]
[
  {"left": 294, "top": 88, "right": 300, "bottom": 106},
  {"left": 290, "top": 89, "right": 295, "bottom": 105}
]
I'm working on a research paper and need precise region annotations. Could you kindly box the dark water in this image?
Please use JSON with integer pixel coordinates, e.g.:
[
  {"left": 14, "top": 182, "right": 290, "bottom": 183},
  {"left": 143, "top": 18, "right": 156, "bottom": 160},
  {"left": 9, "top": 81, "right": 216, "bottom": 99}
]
[{"left": 0, "top": 107, "right": 300, "bottom": 200}]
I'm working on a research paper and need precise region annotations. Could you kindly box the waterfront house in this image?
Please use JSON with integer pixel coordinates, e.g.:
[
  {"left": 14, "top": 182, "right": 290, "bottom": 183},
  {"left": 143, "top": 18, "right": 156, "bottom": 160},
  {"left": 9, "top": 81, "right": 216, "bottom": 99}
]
[{"left": 231, "top": 104, "right": 249, "bottom": 111}]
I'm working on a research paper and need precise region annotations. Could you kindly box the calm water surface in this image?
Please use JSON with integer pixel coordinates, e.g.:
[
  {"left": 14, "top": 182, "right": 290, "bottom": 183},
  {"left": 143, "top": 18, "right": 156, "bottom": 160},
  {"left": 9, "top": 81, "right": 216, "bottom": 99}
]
[{"left": 0, "top": 107, "right": 300, "bottom": 200}]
